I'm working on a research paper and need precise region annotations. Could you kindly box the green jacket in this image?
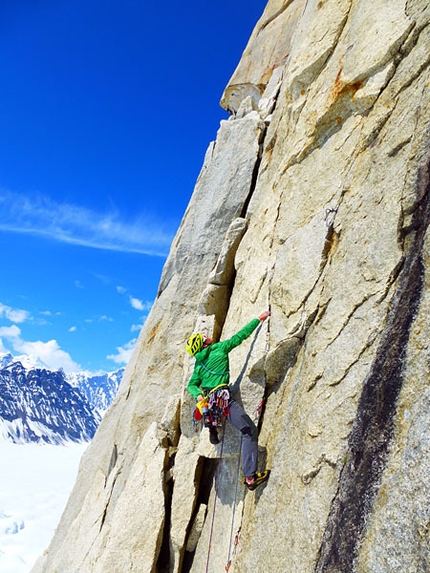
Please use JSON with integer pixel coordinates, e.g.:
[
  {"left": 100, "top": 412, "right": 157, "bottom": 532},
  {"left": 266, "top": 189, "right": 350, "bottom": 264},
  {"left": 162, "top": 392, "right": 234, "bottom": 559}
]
[{"left": 187, "top": 318, "right": 260, "bottom": 400}]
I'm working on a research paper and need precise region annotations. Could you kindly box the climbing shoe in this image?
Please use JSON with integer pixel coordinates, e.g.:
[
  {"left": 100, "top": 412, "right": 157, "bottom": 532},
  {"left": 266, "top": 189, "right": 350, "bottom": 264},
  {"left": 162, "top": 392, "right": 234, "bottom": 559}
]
[
  {"left": 244, "top": 470, "right": 271, "bottom": 491},
  {"left": 209, "top": 428, "right": 220, "bottom": 445}
]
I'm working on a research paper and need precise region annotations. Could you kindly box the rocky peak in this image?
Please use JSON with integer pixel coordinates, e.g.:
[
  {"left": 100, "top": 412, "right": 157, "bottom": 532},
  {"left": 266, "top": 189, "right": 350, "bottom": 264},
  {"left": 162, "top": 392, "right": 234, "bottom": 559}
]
[{"left": 0, "top": 352, "right": 14, "bottom": 368}]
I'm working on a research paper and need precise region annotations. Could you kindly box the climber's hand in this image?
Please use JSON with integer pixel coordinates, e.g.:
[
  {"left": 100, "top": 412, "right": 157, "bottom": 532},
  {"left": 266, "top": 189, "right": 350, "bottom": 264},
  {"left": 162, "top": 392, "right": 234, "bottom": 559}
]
[
  {"left": 197, "top": 395, "right": 204, "bottom": 402},
  {"left": 258, "top": 311, "right": 271, "bottom": 321}
]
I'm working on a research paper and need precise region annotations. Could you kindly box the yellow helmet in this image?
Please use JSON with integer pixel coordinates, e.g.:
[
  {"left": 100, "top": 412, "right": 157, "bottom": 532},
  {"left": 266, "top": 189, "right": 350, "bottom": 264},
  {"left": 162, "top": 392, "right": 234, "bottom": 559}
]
[{"left": 186, "top": 333, "right": 204, "bottom": 356}]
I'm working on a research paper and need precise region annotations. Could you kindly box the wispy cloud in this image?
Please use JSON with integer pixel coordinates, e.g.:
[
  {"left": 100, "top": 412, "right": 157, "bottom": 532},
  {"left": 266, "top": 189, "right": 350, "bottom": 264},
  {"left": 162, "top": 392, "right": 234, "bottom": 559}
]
[
  {"left": 116, "top": 285, "right": 152, "bottom": 314},
  {"left": 129, "top": 296, "right": 152, "bottom": 311},
  {"left": 0, "top": 325, "right": 21, "bottom": 338},
  {"left": 83, "top": 314, "right": 114, "bottom": 325},
  {"left": 107, "top": 339, "right": 136, "bottom": 365},
  {"left": 0, "top": 190, "right": 175, "bottom": 256},
  {"left": 0, "top": 303, "right": 30, "bottom": 323}
]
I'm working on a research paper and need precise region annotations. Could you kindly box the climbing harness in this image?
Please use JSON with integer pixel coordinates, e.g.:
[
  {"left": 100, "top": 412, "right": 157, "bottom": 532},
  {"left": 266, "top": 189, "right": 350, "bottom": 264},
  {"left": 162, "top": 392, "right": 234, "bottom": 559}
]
[
  {"left": 206, "top": 386, "right": 230, "bottom": 427},
  {"left": 193, "top": 384, "right": 231, "bottom": 429}
]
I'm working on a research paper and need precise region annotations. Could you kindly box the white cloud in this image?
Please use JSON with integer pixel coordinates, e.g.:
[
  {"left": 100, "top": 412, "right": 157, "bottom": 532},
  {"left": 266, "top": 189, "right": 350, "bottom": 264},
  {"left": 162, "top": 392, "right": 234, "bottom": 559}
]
[
  {"left": 0, "top": 325, "right": 21, "bottom": 338},
  {"left": 0, "top": 303, "right": 30, "bottom": 323},
  {"left": 129, "top": 297, "right": 144, "bottom": 311},
  {"left": 17, "top": 339, "right": 81, "bottom": 372},
  {"left": 82, "top": 314, "right": 113, "bottom": 325},
  {"left": 116, "top": 287, "right": 152, "bottom": 315},
  {"left": 92, "top": 273, "right": 111, "bottom": 286},
  {"left": 69, "top": 326, "right": 77, "bottom": 332},
  {"left": 107, "top": 339, "right": 136, "bottom": 365},
  {"left": 0, "top": 325, "right": 81, "bottom": 373},
  {"left": 0, "top": 190, "right": 175, "bottom": 256},
  {"left": 129, "top": 297, "right": 152, "bottom": 312}
]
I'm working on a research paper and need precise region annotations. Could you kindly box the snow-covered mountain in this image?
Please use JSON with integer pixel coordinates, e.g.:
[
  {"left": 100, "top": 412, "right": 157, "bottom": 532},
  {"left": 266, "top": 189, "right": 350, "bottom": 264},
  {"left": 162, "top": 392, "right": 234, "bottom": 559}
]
[
  {"left": 67, "top": 368, "right": 124, "bottom": 417},
  {"left": 0, "top": 351, "right": 38, "bottom": 371},
  {"left": 0, "top": 353, "right": 123, "bottom": 445}
]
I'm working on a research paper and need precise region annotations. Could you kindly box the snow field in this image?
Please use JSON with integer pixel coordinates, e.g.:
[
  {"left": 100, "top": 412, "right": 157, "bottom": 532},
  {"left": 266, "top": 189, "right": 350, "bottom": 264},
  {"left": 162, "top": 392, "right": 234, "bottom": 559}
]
[{"left": 0, "top": 441, "right": 87, "bottom": 573}]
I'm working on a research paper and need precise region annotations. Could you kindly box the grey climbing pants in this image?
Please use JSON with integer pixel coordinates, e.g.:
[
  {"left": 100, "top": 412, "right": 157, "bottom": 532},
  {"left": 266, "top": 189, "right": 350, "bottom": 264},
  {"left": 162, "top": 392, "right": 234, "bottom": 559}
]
[{"left": 227, "top": 399, "right": 258, "bottom": 478}]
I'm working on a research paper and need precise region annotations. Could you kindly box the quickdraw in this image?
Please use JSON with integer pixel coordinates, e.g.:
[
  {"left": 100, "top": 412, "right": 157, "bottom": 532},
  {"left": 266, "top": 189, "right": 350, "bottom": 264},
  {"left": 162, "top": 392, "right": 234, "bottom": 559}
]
[
  {"left": 225, "top": 526, "right": 241, "bottom": 571},
  {"left": 193, "top": 385, "right": 231, "bottom": 429},
  {"left": 255, "top": 398, "right": 265, "bottom": 418},
  {"left": 207, "top": 387, "right": 230, "bottom": 426}
]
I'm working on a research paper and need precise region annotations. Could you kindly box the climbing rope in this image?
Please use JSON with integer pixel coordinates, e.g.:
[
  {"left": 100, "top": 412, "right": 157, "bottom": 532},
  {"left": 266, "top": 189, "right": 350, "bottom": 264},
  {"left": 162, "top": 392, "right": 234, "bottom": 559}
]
[
  {"left": 205, "top": 417, "right": 227, "bottom": 573},
  {"left": 225, "top": 434, "right": 243, "bottom": 572},
  {"left": 203, "top": 323, "right": 269, "bottom": 572},
  {"left": 225, "top": 527, "right": 241, "bottom": 572},
  {"left": 224, "top": 398, "right": 266, "bottom": 572}
]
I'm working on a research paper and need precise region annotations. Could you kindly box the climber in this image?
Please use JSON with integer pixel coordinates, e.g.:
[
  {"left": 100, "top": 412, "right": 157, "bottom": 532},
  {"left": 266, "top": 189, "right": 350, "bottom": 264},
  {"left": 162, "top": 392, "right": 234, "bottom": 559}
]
[{"left": 186, "top": 312, "right": 271, "bottom": 491}]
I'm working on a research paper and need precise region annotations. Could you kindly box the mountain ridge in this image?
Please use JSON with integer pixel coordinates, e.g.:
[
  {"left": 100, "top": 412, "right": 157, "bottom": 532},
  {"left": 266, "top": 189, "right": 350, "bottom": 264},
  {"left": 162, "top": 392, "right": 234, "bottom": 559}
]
[{"left": 0, "top": 352, "right": 123, "bottom": 444}]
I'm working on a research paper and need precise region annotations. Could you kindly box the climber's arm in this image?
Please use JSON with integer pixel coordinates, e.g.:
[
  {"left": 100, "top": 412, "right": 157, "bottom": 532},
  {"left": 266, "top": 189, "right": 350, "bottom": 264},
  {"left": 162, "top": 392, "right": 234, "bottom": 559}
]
[
  {"left": 220, "top": 312, "right": 270, "bottom": 354},
  {"left": 187, "top": 368, "right": 203, "bottom": 400}
]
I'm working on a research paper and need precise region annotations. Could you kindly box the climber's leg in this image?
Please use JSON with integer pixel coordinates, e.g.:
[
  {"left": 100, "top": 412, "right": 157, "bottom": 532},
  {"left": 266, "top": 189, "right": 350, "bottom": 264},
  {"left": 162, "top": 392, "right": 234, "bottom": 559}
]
[{"left": 228, "top": 399, "right": 258, "bottom": 477}]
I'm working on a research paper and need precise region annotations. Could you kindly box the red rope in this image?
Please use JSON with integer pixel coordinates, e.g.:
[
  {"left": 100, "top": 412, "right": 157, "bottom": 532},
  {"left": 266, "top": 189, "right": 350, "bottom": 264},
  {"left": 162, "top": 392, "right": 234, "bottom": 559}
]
[
  {"left": 224, "top": 399, "right": 266, "bottom": 571},
  {"left": 205, "top": 418, "right": 226, "bottom": 573},
  {"left": 206, "top": 397, "right": 266, "bottom": 572}
]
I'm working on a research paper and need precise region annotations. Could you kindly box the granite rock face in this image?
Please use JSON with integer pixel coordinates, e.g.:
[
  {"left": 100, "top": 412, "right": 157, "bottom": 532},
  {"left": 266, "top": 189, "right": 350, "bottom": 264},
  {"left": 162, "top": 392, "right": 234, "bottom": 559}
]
[{"left": 33, "top": 1, "right": 430, "bottom": 572}]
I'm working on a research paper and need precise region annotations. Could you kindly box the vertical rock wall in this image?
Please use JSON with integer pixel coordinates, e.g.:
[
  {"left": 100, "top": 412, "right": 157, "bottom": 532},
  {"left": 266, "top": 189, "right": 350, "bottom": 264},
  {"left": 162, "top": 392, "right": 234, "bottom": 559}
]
[{"left": 33, "top": 1, "right": 430, "bottom": 572}]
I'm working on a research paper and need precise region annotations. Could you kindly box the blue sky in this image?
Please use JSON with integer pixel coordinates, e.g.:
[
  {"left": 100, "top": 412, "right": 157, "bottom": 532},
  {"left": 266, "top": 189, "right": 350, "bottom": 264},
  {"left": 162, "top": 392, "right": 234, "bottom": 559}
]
[{"left": 0, "top": 0, "right": 266, "bottom": 373}]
